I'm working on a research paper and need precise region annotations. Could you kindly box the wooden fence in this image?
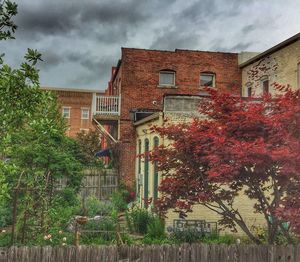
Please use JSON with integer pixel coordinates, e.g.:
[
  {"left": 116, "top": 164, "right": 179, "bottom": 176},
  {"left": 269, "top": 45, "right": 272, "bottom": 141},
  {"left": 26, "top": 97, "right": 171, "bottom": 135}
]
[
  {"left": 56, "top": 168, "right": 118, "bottom": 200},
  {"left": 0, "top": 244, "right": 299, "bottom": 262}
]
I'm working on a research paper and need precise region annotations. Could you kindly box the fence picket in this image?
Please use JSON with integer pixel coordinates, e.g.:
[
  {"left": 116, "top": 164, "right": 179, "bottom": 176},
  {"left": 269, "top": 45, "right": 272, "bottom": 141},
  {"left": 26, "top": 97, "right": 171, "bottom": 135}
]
[{"left": 0, "top": 244, "right": 299, "bottom": 261}]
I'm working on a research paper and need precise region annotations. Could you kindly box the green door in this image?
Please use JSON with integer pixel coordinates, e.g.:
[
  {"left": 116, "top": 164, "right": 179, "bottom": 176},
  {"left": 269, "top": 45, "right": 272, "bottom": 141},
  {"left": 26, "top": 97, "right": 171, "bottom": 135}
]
[
  {"left": 144, "top": 139, "right": 149, "bottom": 208},
  {"left": 153, "top": 137, "right": 159, "bottom": 202}
]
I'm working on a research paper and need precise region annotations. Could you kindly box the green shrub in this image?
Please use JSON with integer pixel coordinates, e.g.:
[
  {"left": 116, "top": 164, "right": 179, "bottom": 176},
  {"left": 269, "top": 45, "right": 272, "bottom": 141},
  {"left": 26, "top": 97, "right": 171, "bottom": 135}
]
[
  {"left": 0, "top": 232, "right": 11, "bottom": 247},
  {"left": 85, "top": 196, "right": 114, "bottom": 217},
  {"left": 0, "top": 202, "right": 11, "bottom": 227},
  {"left": 82, "top": 217, "right": 117, "bottom": 241},
  {"left": 126, "top": 207, "right": 154, "bottom": 234},
  {"left": 146, "top": 217, "right": 166, "bottom": 239},
  {"left": 111, "top": 190, "right": 128, "bottom": 212},
  {"left": 201, "top": 233, "right": 237, "bottom": 244},
  {"left": 170, "top": 228, "right": 203, "bottom": 243}
]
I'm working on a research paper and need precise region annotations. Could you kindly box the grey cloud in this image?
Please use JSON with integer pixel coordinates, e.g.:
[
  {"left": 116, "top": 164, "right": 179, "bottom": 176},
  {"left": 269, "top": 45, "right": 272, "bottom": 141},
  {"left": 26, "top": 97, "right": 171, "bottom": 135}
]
[
  {"left": 1, "top": 0, "right": 298, "bottom": 89},
  {"left": 15, "top": 0, "right": 149, "bottom": 39},
  {"left": 242, "top": 24, "right": 256, "bottom": 34},
  {"left": 39, "top": 50, "right": 63, "bottom": 69},
  {"left": 150, "top": 29, "right": 201, "bottom": 50}
]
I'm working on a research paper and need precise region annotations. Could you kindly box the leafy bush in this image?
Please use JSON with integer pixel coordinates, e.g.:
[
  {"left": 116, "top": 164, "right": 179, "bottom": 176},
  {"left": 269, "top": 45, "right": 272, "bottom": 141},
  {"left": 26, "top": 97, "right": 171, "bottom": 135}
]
[
  {"left": 170, "top": 229, "right": 203, "bottom": 243},
  {"left": 86, "top": 196, "right": 114, "bottom": 217},
  {"left": 126, "top": 207, "right": 155, "bottom": 234},
  {"left": 111, "top": 190, "right": 128, "bottom": 212},
  {"left": 0, "top": 232, "right": 11, "bottom": 247},
  {"left": 200, "top": 233, "right": 237, "bottom": 244},
  {"left": 82, "top": 216, "right": 117, "bottom": 242},
  {"left": 0, "top": 202, "right": 11, "bottom": 227},
  {"left": 146, "top": 216, "right": 166, "bottom": 239}
]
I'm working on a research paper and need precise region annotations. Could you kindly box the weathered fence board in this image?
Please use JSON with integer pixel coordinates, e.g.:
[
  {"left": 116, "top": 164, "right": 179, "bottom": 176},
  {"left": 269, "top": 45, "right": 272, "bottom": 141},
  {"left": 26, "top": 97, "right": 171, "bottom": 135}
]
[
  {"left": 0, "top": 244, "right": 299, "bottom": 261},
  {"left": 56, "top": 168, "right": 118, "bottom": 201}
]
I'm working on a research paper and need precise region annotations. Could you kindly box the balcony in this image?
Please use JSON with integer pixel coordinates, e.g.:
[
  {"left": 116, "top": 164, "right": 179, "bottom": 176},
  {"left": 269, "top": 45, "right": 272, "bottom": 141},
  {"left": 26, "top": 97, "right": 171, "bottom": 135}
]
[{"left": 93, "top": 95, "right": 120, "bottom": 119}]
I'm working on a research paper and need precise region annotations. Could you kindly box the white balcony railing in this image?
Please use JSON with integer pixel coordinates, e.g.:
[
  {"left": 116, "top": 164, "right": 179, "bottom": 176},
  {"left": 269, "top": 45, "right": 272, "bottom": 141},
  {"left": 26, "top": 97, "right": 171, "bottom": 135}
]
[{"left": 93, "top": 95, "right": 120, "bottom": 116}]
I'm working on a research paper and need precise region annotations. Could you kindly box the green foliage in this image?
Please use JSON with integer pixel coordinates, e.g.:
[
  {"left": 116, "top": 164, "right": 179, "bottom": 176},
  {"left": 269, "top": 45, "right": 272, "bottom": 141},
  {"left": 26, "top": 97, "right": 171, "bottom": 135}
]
[
  {"left": 169, "top": 229, "right": 204, "bottom": 243},
  {"left": 0, "top": 0, "right": 18, "bottom": 41},
  {"left": 200, "top": 233, "right": 237, "bottom": 245},
  {"left": 0, "top": 232, "right": 11, "bottom": 247},
  {"left": 85, "top": 196, "right": 115, "bottom": 217},
  {"left": 126, "top": 207, "right": 155, "bottom": 235},
  {"left": 82, "top": 217, "right": 117, "bottom": 242},
  {"left": 111, "top": 189, "right": 128, "bottom": 212},
  {"left": 0, "top": 201, "right": 11, "bottom": 227},
  {"left": 146, "top": 216, "right": 166, "bottom": 240},
  {"left": 75, "top": 130, "right": 102, "bottom": 165}
]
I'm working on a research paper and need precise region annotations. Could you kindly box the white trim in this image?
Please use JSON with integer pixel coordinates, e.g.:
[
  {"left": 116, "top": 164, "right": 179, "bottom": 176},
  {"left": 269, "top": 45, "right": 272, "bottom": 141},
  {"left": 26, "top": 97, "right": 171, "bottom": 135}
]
[
  {"left": 62, "top": 106, "right": 71, "bottom": 119},
  {"left": 159, "top": 71, "right": 176, "bottom": 86},
  {"left": 81, "top": 107, "right": 90, "bottom": 120}
]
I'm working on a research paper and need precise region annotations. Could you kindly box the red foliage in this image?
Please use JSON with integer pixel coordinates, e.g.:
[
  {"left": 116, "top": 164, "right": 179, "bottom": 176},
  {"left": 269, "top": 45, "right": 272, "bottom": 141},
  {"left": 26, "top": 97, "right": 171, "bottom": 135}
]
[{"left": 150, "top": 85, "right": 300, "bottom": 243}]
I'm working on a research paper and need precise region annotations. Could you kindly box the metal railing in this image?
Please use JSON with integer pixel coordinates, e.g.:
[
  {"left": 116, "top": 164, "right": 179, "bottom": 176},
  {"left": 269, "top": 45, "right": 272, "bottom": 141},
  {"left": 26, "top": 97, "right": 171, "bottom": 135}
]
[{"left": 94, "top": 95, "right": 120, "bottom": 115}]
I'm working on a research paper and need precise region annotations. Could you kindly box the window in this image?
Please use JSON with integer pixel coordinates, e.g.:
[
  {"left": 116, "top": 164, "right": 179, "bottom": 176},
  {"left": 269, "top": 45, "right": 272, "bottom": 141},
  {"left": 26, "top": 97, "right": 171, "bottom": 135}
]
[
  {"left": 244, "top": 82, "right": 252, "bottom": 97},
  {"left": 159, "top": 71, "right": 175, "bottom": 86},
  {"left": 81, "top": 108, "right": 90, "bottom": 120},
  {"left": 261, "top": 76, "right": 269, "bottom": 95},
  {"left": 200, "top": 73, "right": 215, "bottom": 87},
  {"left": 62, "top": 107, "right": 70, "bottom": 118}
]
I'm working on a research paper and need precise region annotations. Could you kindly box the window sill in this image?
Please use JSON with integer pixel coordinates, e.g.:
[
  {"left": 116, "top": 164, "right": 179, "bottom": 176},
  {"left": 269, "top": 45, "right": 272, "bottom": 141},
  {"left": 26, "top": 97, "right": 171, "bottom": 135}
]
[
  {"left": 157, "top": 85, "right": 178, "bottom": 89},
  {"left": 199, "top": 86, "right": 216, "bottom": 89}
]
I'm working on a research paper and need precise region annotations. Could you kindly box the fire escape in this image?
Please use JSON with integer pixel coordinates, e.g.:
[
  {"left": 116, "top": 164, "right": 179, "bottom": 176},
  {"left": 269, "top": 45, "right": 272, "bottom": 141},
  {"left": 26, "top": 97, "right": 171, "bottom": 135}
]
[{"left": 92, "top": 94, "right": 120, "bottom": 144}]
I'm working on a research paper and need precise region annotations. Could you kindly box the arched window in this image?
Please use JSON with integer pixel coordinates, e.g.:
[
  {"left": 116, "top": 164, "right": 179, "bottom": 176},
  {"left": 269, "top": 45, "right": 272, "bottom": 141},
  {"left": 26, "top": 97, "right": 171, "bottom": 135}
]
[
  {"left": 260, "top": 76, "right": 269, "bottom": 95},
  {"left": 159, "top": 70, "right": 175, "bottom": 86},
  {"left": 144, "top": 138, "right": 149, "bottom": 208},
  {"left": 200, "top": 72, "right": 216, "bottom": 87},
  {"left": 153, "top": 137, "right": 159, "bottom": 202}
]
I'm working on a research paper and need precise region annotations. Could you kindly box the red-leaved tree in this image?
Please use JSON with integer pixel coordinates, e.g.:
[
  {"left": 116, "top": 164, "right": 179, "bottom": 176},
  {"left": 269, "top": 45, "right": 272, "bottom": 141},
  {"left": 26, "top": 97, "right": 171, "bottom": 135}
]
[{"left": 151, "top": 85, "right": 300, "bottom": 244}]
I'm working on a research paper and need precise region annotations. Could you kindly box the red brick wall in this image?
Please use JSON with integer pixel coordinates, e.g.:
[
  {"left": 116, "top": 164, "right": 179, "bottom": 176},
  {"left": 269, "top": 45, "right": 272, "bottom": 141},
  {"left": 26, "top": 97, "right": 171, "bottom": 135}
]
[
  {"left": 51, "top": 90, "right": 95, "bottom": 137},
  {"left": 114, "top": 48, "right": 242, "bottom": 186}
]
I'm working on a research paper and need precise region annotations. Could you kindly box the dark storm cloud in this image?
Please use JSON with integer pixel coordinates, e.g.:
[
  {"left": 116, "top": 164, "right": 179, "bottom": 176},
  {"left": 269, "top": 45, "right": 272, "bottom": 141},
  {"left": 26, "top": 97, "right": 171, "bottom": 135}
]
[
  {"left": 15, "top": 1, "right": 149, "bottom": 39},
  {"left": 1, "top": 0, "right": 298, "bottom": 89},
  {"left": 39, "top": 50, "right": 62, "bottom": 69},
  {"left": 68, "top": 58, "right": 113, "bottom": 87}
]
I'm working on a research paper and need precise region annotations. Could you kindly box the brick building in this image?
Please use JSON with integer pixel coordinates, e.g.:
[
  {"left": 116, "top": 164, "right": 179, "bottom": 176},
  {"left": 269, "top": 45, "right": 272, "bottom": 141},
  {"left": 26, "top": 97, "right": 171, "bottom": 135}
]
[
  {"left": 42, "top": 87, "right": 102, "bottom": 137},
  {"left": 102, "top": 48, "right": 242, "bottom": 185}
]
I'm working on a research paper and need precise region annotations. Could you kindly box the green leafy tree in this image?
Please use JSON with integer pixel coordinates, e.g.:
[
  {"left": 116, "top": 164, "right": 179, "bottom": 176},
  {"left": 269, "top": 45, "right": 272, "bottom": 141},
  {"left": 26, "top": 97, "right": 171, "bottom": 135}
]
[{"left": 0, "top": 1, "right": 84, "bottom": 243}]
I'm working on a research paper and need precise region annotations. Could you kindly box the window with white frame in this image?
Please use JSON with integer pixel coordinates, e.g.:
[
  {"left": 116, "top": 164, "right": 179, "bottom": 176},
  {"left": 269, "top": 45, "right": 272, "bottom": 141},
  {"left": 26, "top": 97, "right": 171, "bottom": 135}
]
[
  {"left": 81, "top": 108, "right": 90, "bottom": 120},
  {"left": 159, "top": 71, "right": 175, "bottom": 86},
  {"left": 62, "top": 107, "right": 70, "bottom": 118},
  {"left": 200, "top": 73, "right": 215, "bottom": 87}
]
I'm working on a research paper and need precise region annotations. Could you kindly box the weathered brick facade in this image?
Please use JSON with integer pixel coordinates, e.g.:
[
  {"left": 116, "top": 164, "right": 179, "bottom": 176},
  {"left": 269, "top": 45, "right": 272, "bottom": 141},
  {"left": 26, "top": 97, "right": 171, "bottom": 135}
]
[
  {"left": 109, "top": 48, "right": 242, "bottom": 186},
  {"left": 44, "top": 88, "right": 98, "bottom": 137}
]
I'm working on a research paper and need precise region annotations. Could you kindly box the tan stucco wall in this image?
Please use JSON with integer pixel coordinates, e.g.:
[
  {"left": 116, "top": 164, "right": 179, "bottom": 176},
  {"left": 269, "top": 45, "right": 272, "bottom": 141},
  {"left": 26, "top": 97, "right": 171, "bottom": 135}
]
[
  {"left": 241, "top": 40, "right": 300, "bottom": 97},
  {"left": 135, "top": 112, "right": 265, "bottom": 235}
]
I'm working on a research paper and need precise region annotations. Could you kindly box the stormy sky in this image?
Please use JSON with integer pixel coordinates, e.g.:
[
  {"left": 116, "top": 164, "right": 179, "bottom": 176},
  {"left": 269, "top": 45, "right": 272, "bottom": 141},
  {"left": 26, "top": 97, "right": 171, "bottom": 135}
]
[{"left": 0, "top": 0, "right": 299, "bottom": 90}]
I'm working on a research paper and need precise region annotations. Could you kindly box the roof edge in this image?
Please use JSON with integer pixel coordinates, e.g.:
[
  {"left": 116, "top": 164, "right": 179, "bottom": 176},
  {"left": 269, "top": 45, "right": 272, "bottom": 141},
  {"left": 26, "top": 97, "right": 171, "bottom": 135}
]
[
  {"left": 239, "top": 32, "right": 300, "bottom": 68},
  {"left": 42, "top": 86, "right": 104, "bottom": 93}
]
